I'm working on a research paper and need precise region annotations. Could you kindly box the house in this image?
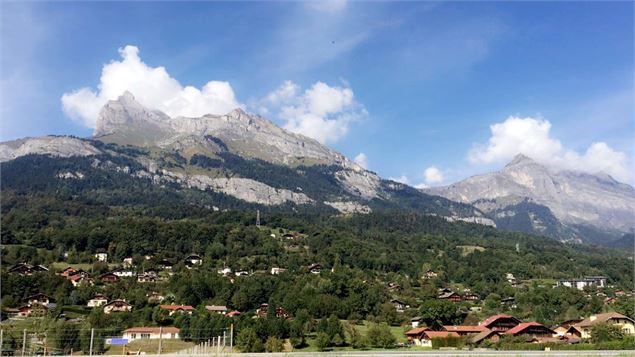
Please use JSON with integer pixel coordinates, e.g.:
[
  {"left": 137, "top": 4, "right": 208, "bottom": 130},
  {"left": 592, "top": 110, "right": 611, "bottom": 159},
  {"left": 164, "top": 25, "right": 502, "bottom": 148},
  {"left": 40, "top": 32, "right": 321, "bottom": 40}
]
[
  {"left": 405, "top": 327, "right": 430, "bottom": 345},
  {"left": 557, "top": 276, "right": 607, "bottom": 290},
  {"left": 123, "top": 327, "right": 180, "bottom": 341},
  {"left": 308, "top": 263, "right": 322, "bottom": 274},
  {"left": 255, "top": 303, "right": 289, "bottom": 318},
  {"left": 69, "top": 274, "right": 93, "bottom": 287},
  {"left": 23, "top": 293, "right": 54, "bottom": 307},
  {"left": 501, "top": 297, "right": 517, "bottom": 308},
  {"left": 390, "top": 299, "right": 408, "bottom": 312},
  {"left": 158, "top": 259, "right": 174, "bottom": 270},
  {"left": 94, "top": 253, "right": 108, "bottom": 262},
  {"left": 18, "top": 304, "right": 49, "bottom": 317},
  {"left": 103, "top": 300, "right": 132, "bottom": 314},
  {"left": 100, "top": 273, "right": 119, "bottom": 283},
  {"left": 470, "top": 329, "right": 502, "bottom": 345},
  {"left": 205, "top": 305, "right": 228, "bottom": 315},
  {"left": 438, "top": 287, "right": 453, "bottom": 294},
  {"left": 147, "top": 292, "right": 165, "bottom": 303},
  {"left": 505, "top": 322, "right": 556, "bottom": 338},
  {"left": 423, "top": 269, "right": 438, "bottom": 279},
  {"left": 111, "top": 267, "right": 135, "bottom": 278},
  {"left": 160, "top": 304, "right": 194, "bottom": 316},
  {"left": 574, "top": 312, "right": 635, "bottom": 338},
  {"left": 604, "top": 297, "right": 618, "bottom": 305},
  {"left": 58, "top": 267, "right": 77, "bottom": 277},
  {"left": 464, "top": 293, "right": 480, "bottom": 301},
  {"left": 235, "top": 270, "right": 250, "bottom": 276},
  {"left": 9, "top": 263, "right": 34, "bottom": 275},
  {"left": 438, "top": 291, "right": 462, "bottom": 302},
  {"left": 480, "top": 314, "right": 522, "bottom": 332},
  {"left": 553, "top": 319, "right": 583, "bottom": 336},
  {"left": 123, "top": 257, "right": 134, "bottom": 267},
  {"left": 87, "top": 294, "right": 108, "bottom": 307},
  {"left": 409, "top": 330, "right": 459, "bottom": 347},
  {"left": 217, "top": 267, "right": 232, "bottom": 276},
  {"left": 138, "top": 271, "right": 158, "bottom": 283},
  {"left": 411, "top": 316, "right": 424, "bottom": 328},
  {"left": 227, "top": 310, "right": 241, "bottom": 317},
  {"left": 506, "top": 273, "right": 519, "bottom": 286},
  {"left": 270, "top": 267, "right": 287, "bottom": 275},
  {"left": 184, "top": 254, "right": 203, "bottom": 266},
  {"left": 387, "top": 282, "right": 401, "bottom": 291},
  {"left": 442, "top": 325, "right": 488, "bottom": 336}
]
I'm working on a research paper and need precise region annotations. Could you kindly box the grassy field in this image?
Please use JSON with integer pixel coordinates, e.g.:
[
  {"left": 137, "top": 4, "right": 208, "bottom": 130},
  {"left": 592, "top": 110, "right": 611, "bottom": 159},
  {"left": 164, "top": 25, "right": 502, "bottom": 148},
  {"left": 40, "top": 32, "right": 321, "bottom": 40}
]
[
  {"left": 456, "top": 245, "right": 486, "bottom": 256},
  {"left": 103, "top": 339, "right": 195, "bottom": 355}
]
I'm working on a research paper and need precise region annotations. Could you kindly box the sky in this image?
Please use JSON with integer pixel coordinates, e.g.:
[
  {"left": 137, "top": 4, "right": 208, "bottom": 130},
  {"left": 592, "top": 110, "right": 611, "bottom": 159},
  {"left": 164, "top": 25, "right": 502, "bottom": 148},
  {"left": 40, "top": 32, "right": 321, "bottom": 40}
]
[{"left": 1, "top": 1, "right": 633, "bottom": 186}]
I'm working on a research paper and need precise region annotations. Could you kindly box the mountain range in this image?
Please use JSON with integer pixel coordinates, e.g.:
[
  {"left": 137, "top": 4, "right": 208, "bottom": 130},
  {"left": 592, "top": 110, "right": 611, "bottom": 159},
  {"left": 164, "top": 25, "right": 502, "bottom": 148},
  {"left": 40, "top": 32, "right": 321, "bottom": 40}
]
[{"left": 1, "top": 92, "right": 633, "bottom": 246}]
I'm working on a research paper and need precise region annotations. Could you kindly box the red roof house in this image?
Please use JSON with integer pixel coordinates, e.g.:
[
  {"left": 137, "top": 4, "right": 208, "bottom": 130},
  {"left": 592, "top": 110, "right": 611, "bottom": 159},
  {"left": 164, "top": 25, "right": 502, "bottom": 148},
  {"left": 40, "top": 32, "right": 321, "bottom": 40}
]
[
  {"left": 506, "top": 322, "right": 556, "bottom": 338},
  {"left": 480, "top": 314, "right": 522, "bottom": 332}
]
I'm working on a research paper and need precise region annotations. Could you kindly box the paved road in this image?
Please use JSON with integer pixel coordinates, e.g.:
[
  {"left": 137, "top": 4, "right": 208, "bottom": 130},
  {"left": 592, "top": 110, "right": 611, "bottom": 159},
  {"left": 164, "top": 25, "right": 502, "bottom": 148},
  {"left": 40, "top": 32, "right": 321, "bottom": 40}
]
[{"left": 18, "top": 351, "right": 635, "bottom": 357}]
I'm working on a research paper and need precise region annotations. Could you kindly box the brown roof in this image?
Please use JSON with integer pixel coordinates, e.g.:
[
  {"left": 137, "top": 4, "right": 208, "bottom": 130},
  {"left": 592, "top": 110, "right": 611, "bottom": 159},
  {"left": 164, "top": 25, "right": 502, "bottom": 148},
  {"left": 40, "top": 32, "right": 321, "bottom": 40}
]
[
  {"left": 405, "top": 327, "right": 430, "bottom": 336},
  {"left": 506, "top": 322, "right": 555, "bottom": 335},
  {"left": 124, "top": 327, "right": 180, "bottom": 334},
  {"left": 577, "top": 312, "right": 634, "bottom": 327},
  {"left": 480, "top": 314, "right": 521, "bottom": 327},
  {"left": 205, "top": 305, "right": 228, "bottom": 312},
  {"left": 424, "top": 331, "right": 459, "bottom": 339},
  {"left": 442, "top": 325, "right": 488, "bottom": 333},
  {"left": 160, "top": 304, "right": 194, "bottom": 311}
]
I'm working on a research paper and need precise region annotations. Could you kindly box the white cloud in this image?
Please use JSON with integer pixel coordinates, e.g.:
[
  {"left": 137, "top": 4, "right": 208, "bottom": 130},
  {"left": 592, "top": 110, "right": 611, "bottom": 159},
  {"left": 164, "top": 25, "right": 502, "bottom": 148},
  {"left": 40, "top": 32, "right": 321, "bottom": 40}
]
[
  {"left": 424, "top": 166, "right": 444, "bottom": 185},
  {"left": 469, "top": 116, "right": 632, "bottom": 183},
  {"left": 389, "top": 175, "right": 410, "bottom": 185},
  {"left": 414, "top": 183, "right": 429, "bottom": 190},
  {"left": 261, "top": 80, "right": 367, "bottom": 143},
  {"left": 61, "top": 45, "right": 242, "bottom": 128},
  {"left": 354, "top": 152, "right": 368, "bottom": 169}
]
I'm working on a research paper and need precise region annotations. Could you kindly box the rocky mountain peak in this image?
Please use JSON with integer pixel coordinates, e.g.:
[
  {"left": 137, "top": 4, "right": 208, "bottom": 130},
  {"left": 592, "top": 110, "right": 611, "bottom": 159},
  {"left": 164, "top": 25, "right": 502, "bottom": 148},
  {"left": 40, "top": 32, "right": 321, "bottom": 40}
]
[{"left": 504, "top": 153, "right": 539, "bottom": 168}]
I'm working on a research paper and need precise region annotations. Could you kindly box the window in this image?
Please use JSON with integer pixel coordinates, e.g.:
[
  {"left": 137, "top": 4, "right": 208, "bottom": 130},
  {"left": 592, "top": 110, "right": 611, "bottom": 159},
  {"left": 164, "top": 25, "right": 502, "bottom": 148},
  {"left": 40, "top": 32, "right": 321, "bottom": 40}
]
[{"left": 141, "top": 333, "right": 150, "bottom": 339}]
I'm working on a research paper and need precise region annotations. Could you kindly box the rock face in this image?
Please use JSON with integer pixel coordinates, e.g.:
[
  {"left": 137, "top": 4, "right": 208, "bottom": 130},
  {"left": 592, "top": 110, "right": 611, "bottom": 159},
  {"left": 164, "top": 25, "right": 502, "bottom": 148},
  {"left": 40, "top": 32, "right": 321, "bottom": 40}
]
[
  {"left": 0, "top": 136, "right": 101, "bottom": 162},
  {"left": 427, "top": 154, "right": 635, "bottom": 235}
]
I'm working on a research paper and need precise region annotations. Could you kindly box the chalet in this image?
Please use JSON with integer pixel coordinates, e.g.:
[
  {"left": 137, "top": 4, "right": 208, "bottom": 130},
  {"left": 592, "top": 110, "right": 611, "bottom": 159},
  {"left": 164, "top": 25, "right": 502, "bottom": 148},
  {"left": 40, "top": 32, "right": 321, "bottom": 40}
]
[
  {"left": 464, "top": 293, "right": 480, "bottom": 301},
  {"left": 501, "top": 297, "right": 516, "bottom": 308},
  {"left": 18, "top": 304, "right": 49, "bottom": 317},
  {"left": 438, "top": 291, "right": 462, "bottom": 302},
  {"left": 103, "top": 300, "right": 132, "bottom": 314},
  {"left": 137, "top": 272, "right": 158, "bottom": 283},
  {"left": 205, "top": 305, "right": 228, "bottom": 315},
  {"left": 184, "top": 254, "right": 203, "bottom": 266},
  {"left": 69, "top": 274, "right": 93, "bottom": 287},
  {"left": 557, "top": 276, "right": 607, "bottom": 290},
  {"left": 147, "top": 292, "right": 165, "bottom": 303},
  {"left": 23, "top": 293, "right": 54, "bottom": 307},
  {"left": 442, "top": 325, "right": 488, "bottom": 336},
  {"left": 87, "top": 294, "right": 108, "bottom": 307},
  {"left": 480, "top": 314, "right": 522, "bottom": 332},
  {"left": 123, "top": 257, "right": 134, "bottom": 267},
  {"left": 123, "top": 327, "right": 180, "bottom": 341},
  {"left": 411, "top": 316, "right": 424, "bottom": 328},
  {"left": 553, "top": 319, "right": 583, "bottom": 337},
  {"left": 438, "top": 287, "right": 453, "bottom": 294},
  {"left": 604, "top": 297, "right": 618, "bottom": 305},
  {"left": 58, "top": 267, "right": 77, "bottom": 277},
  {"left": 218, "top": 267, "right": 232, "bottom": 276},
  {"left": 227, "top": 310, "right": 241, "bottom": 317},
  {"left": 94, "top": 253, "right": 108, "bottom": 262},
  {"left": 160, "top": 304, "right": 194, "bottom": 316},
  {"left": 32, "top": 265, "right": 49, "bottom": 273},
  {"left": 506, "top": 273, "right": 519, "bottom": 286},
  {"left": 405, "top": 327, "right": 430, "bottom": 345},
  {"left": 574, "top": 312, "right": 635, "bottom": 338},
  {"left": 9, "top": 263, "right": 33, "bottom": 275},
  {"left": 615, "top": 290, "right": 626, "bottom": 297},
  {"left": 308, "top": 263, "right": 322, "bottom": 274},
  {"left": 235, "top": 270, "right": 250, "bottom": 276},
  {"left": 3, "top": 307, "right": 20, "bottom": 318},
  {"left": 100, "top": 273, "right": 119, "bottom": 283},
  {"left": 158, "top": 259, "right": 174, "bottom": 270},
  {"left": 505, "top": 322, "right": 556, "bottom": 339},
  {"left": 255, "top": 303, "right": 288, "bottom": 318},
  {"left": 387, "top": 282, "right": 401, "bottom": 291},
  {"left": 390, "top": 299, "right": 408, "bottom": 312},
  {"left": 423, "top": 270, "right": 438, "bottom": 279},
  {"left": 415, "top": 331, "right": 459, "bottom": 347},
  {"left": 111, "top": 268, "right": 135, "bottom": 278},
  {"left": 270, "top": 267, "right": 287, "bottom": 275},
  {"left": 469, "top": 329, "right": 502, "bottom": 345}
]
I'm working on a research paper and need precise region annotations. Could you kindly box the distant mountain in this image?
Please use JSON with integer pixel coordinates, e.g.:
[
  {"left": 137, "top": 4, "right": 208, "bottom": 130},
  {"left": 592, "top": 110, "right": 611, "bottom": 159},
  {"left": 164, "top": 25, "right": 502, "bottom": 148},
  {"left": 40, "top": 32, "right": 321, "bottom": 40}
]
[
  {"left": 0, "top": 92, "right": 492, "bottom": 224},
  {"left": 426, "top": 154, "right": 635, "bottom": 244}
]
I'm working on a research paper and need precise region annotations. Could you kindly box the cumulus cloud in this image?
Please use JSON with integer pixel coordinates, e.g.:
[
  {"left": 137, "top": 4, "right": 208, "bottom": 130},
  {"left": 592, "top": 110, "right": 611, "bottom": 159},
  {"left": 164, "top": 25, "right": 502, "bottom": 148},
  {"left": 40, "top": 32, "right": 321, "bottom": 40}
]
[
  {"left": 260, "top": 80, "right": 367, "bottom": 143},
  {"left": 61, "top": 45, "right": 242, "bottom": 127},
  {"left": 354, "top": 152, "right": 368, "bottom": 169},
  {"left": 469, "top": 116, "right": 632, "bottom": 183},
  {"left": 424, "top": 166, "right": 444, "bottom": 185}
]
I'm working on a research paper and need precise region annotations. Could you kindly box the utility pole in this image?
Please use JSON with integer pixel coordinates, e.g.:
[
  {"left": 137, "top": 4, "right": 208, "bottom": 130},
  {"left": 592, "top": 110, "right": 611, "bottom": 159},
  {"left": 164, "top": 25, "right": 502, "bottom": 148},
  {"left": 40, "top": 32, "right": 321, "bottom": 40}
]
[
  {"left": 21, "top": 329, "right": 26, "bottom": 357},
  {"left": 89, "top": 328, "right": 94, "bottom": 356},
  {"left": 157, "top": 326, "right": 163, "bottom": 355}
]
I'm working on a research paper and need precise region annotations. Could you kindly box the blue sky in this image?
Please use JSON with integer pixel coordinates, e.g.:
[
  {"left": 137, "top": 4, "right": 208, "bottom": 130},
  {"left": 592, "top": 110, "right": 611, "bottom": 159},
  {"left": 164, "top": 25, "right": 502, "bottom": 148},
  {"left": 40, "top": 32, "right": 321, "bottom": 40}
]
[{"left": 1, "top": 1, "right": 633, "bottom": 185}]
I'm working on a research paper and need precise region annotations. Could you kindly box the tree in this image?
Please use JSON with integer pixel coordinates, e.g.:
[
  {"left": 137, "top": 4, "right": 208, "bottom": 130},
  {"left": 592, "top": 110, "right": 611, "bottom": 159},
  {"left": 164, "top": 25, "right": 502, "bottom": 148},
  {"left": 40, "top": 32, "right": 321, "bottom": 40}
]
[
  {"left": 344, "top": 322, "right": 366, "bottom": 349},
  {"left": 264, "top": 336, "right": 284, "bottom": 352},
  {"left": 366, "top": 323, "right": 396, "bottom": 348},
  {"left": 418, "top": 300, "right": 462, "bottom": 329},
  {"left": 236, "top": 327, "right": 263, "bottom": 353},
  {"left": 315, "top": 332, "right": 330, "bottom": 351},
  {"left": 590, "top": 322, "right": 625, "bottom": 343}
]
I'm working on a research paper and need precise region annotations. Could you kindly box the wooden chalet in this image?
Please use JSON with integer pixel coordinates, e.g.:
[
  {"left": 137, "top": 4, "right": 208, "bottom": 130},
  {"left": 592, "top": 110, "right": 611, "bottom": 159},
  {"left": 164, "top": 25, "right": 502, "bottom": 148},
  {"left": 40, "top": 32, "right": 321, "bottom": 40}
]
[
  {"left": 469, "top": 329, "right": 502, "bottom": 345},
  {"left": 103, "top": 299, "right": 132, "bottom": 314},
  {"left": 442, "top": 325, "right": 488, "bottom": 336},
  {"left": 100, "top": 273, "right": 119, "bottom": 283},
  {"left": 505, "top": 322, "right": 556, "bottom": 338},
  {"left": 438, "top": 291, "right": 462, "bottom": 302},
  {"left": 480, "top": 314, "right": 522, "bottom": 332},
  {"left": 160, "top": 304, "right": 194, "bottom": 316},
  {"left": 205, "top": 305, "right": 228, "bottom": 315}
]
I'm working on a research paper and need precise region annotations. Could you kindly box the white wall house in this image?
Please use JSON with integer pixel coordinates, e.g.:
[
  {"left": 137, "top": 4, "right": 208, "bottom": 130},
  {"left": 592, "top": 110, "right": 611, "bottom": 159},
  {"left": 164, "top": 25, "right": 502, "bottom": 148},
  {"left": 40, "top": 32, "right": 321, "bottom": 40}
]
[{"left": 123, "top": 327, "right": 180, "bottom": 341}]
